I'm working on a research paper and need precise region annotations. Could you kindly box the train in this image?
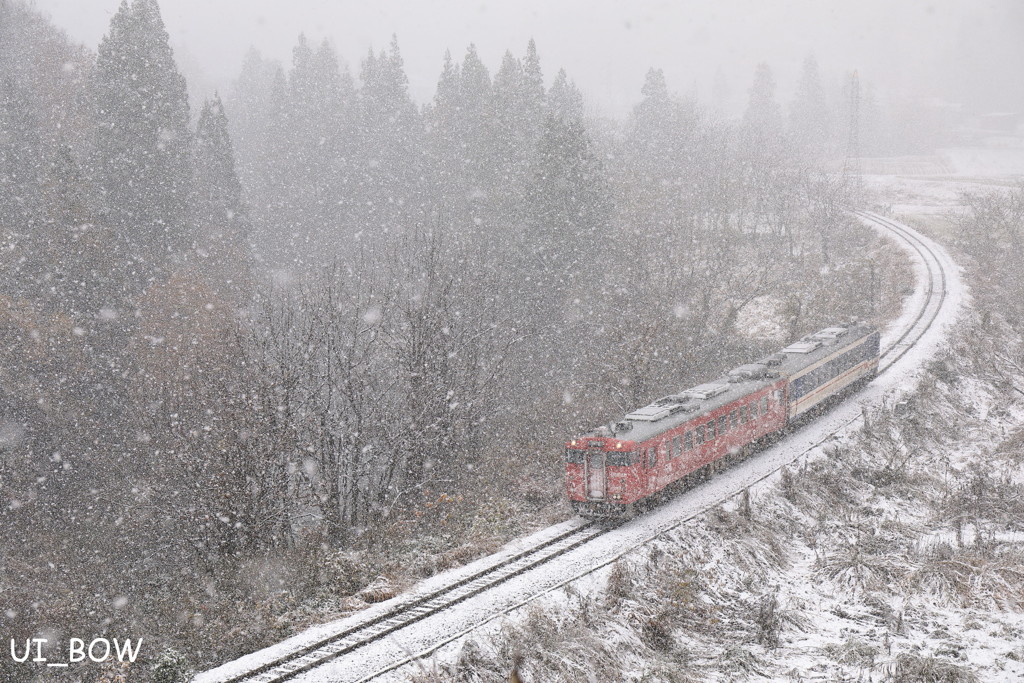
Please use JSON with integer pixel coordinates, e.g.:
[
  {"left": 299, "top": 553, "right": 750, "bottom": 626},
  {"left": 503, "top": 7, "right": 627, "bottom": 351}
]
[{"left": 565, "top": 322, "right": 880, "bottom": 517}]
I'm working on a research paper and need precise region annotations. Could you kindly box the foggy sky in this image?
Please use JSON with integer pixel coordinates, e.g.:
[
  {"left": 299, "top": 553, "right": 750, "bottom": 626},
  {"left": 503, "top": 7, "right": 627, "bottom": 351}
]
[{"left": 28, "top": 0, "right": 1023, "bottom": 117}]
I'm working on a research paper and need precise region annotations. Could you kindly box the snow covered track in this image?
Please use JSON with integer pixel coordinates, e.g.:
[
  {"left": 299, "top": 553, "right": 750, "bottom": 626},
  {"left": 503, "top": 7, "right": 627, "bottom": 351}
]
[
  {"left": 194, "top": 520, "right": 605, "bottom": 683},
  {"left": 854, "top": 211, "right": 952, "bottom": 372},
  {"left": 196, "top": 214, "right": 963, "bottom": 683}
]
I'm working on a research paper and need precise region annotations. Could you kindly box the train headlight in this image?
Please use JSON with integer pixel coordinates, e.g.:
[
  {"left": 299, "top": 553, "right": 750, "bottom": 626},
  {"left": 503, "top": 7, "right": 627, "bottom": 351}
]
[{"left": 616, "top": 441, "right": 622, "bottom": 449}]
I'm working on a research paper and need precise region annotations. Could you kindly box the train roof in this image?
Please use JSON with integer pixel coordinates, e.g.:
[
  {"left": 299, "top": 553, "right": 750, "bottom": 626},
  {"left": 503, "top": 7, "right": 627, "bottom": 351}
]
[
  {"left": 770, "top": 321, "right": 876, "bottom": 378},
  {"left": 588, "top": 322, "right": 876, "bottom": 445}
]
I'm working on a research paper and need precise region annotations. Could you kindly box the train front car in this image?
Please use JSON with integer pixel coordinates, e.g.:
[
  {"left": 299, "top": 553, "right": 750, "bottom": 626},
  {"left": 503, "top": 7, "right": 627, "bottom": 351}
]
[
  {"left": 566, "top": 375, "right": 788, "bottom": 518},
  {"left": 565, "top": 433, "right": 643, "bottom": 517}
]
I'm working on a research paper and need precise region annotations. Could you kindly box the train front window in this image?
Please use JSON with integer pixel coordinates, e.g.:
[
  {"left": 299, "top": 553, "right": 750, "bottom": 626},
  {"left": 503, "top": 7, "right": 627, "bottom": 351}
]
[
  {"left": 565, "top": 448, "right": 584, "bottom": 464},
  {"left": 607, "top": 450, "right": 635, "bottom": 466}
]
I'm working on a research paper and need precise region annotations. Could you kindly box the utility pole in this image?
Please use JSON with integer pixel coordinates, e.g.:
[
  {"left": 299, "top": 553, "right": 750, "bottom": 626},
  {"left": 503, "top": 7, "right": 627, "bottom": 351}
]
[{"left": 843, "top": 70, "right": 862, "bottom": 194}]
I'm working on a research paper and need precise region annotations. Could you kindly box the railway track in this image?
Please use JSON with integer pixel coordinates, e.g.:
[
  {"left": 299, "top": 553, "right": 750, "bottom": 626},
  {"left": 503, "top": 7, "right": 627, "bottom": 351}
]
[
  {"left": 855, "top": 211, "right": 949, "bottom": 370},
  {"left": 196, "top": 212, "right": 958, "bottom": 683},
  {"left": 200, "top": 520, "right": 605, "bottom": 683}
]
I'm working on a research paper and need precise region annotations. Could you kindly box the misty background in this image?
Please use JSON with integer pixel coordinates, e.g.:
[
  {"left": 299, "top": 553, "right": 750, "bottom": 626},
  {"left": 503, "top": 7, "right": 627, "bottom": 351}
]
[{"left": 31, "top": 0, "right": 1024, "bottom": 117}]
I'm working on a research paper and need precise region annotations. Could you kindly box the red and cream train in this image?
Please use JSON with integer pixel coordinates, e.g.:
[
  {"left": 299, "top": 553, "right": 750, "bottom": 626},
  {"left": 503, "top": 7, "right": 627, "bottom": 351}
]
[{"left": 565, "top": 323, "right": 880, "bottom": 517}]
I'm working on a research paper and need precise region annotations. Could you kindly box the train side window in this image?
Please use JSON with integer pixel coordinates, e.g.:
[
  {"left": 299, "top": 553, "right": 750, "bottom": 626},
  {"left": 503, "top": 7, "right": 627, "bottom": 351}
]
[
  {"left": 696, "top": 425, "right": 705, "bottom": 444},
  {"left": 718, "top": 415, "right": 728, "bottom": 435},
  {"left": 706, "top": 419, "right": 716, "bottom": 439},
  {"left": 684, "top": 430, "right": 693, "bottom": 450},
  {"left": 761, "top": 396, "right": 769, "bottom": 414},
  {"left": 647, "top": 445, "right": 657, "bottom": 468},
  {"left": 672, "top": 435, "right": 681, "bottom": 458},
  {"left": 740, "top": 405, "right": 748, "bottom": 423},
  {"left": 730, "top": 409, "right": 738, "bottom": 429},
  {"left": 750, "top": 401, "right": 758, "bottom": 418}
]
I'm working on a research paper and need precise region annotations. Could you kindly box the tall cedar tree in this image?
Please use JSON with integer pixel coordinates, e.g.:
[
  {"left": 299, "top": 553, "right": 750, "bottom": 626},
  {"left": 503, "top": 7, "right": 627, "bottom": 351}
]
[
  {"left": 192, "top": 94, "right": 252, "bottom": 303},
  {"left": 94, "top": 0, "right": 192, "bottom": 293},
  {"left": 742, "top": 62, "right": 784, "bottom": 151},
  {"left": 355, "top": 36, "right": 424, "bottom": 238},
  {"left": 284, "top": 36, "right": 354, "bottom": 258},
  {"left": 789, "top": 55, "right": 832, "bottom": 156}
]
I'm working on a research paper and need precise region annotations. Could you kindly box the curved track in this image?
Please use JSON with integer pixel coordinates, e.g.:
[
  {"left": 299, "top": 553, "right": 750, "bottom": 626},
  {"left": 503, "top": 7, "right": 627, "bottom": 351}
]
[
  {"left": 196, "top": 212, "right": 960, "bottom": 683},
  {"left": 856, "top": 211, "right": 950, "bottom": 371}
]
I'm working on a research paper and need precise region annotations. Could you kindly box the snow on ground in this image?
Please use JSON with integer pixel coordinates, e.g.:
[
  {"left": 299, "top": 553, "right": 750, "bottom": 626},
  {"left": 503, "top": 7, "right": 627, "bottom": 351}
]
[
  {"left": 862, "top": 139, "right": 1024, "bottom": 217},
  {"left": 942, "top": 143, "right": 1024, "bottom": 177}
]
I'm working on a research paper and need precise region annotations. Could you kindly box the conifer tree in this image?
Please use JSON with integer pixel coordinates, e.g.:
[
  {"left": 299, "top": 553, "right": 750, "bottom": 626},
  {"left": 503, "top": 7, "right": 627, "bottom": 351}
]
[
  {"left": 432, "top": 49, "right": 461, "bottom": 123},
  {"left": 742, "top": 62, "right": 784, "bottom": 148},
  {"left": 630, "top": 68, "right": 697, "bottom": 169},
  {"left": 492, "top": 50, "right": 526, "bottom": 176},
  {"left": 94, "top": 0, "right": 192, "bottom": 291},
  {"left": 625, "top": 67, "right": 702, "bottom": 222},
  {"left": 490, "top": 43, "right": 546, "bottom": 228},
  {"left": 425, "top": 45, "right": 492, "bottom": 229},
  {"left": 790, "top": 55, "right": 832, "bottom": 156},
  {"left": 0, "top": 77, "right": 43, "bottom": 263},
  {"left": 527, "top": 80, "right": 609, "bottom": 308},
  {"left": 522, "top": 39, "right": 546, "bottom": 138},
  {"left": 227, "top": 52, "right": 293, "bottom": 267},
  {"left": 459, "top": 44, "right": 493, "bottom": 161},
  {"left": 227, "top": 50, "right": 279, "bottom": 167},
  {"left": 192, "top": 94, "right": 251, "bottom": 302},
  {"left": 281, "top": 36, "right": 355, "bottom": 262},
  {"left": 427, "top": 49, "right": 461, "bottom": 176},
  {"left": 424, "top": 50, "right": 463, "bottom": 224},
  {"left": 548, "top": 68, "right": 583, "bottom": 123},
  {"left": 354, "top": 36, "right": 424, "bottom": 238}
]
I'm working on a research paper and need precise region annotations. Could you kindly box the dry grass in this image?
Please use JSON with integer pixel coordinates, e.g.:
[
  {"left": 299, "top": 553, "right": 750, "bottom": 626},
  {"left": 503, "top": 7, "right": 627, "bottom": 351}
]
[
  {"left": 908, "top": 544, "right": 1024, "bottom": 610},
  {"left": 817, "top": 540, "right": 908, "bottom": 595},
  {"left": 886, "top": 652, "right": 980, "bottom": 683}
]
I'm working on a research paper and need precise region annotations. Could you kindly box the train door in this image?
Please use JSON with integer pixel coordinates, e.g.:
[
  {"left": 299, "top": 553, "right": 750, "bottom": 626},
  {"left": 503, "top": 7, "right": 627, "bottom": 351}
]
[
  {"left": 645, "top": 444, "right": 658, "bottom": 495},
  {"left": 585, "top": 449, "right": 607, "bottom": 500}
]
